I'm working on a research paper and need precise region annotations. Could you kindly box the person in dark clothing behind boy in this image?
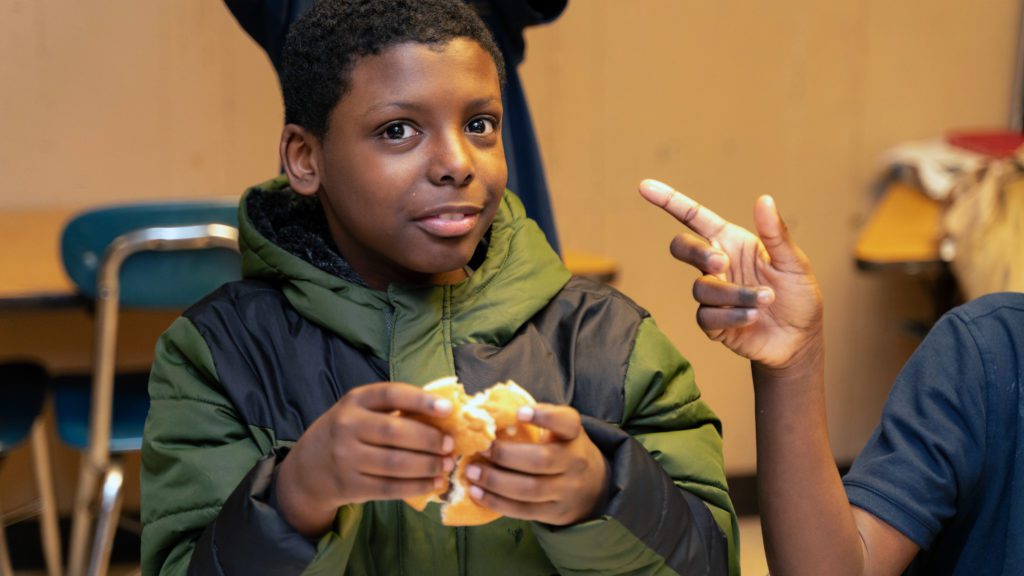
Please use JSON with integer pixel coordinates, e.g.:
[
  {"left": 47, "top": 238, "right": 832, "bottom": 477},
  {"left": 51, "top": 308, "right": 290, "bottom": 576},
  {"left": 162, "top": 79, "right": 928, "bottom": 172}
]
[
  {"left": 639, "top": 178, "right": 1024, "bottom": 575},
  {"left": 223, "top": 0, "right": 565, "bottom": 253},
  {"left": 140, "top": 2, "right": 738, "bottom": 574}
]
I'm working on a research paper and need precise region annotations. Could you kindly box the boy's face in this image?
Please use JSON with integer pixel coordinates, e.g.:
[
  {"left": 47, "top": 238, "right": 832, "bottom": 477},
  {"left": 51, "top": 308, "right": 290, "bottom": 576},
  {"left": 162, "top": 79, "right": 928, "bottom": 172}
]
[{"left": 292, "top": 38, "right": 506, "bottom": 290}]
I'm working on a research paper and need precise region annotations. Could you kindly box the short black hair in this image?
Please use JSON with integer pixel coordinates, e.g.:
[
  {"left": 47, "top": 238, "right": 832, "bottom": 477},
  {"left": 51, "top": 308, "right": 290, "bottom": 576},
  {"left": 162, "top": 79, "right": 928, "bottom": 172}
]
[{"left": 281, "top": 0, "right": 506, "bottom": 139}]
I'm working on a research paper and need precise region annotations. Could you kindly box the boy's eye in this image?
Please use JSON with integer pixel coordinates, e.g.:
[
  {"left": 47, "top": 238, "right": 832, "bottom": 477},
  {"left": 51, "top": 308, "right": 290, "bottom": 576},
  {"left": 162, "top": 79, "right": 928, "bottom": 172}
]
[
  {"left": 466, "top": 118, "right": 496, "bottom": 135},
  {"left": 382, "top": 122, "right": 418, "bottom": 140}
]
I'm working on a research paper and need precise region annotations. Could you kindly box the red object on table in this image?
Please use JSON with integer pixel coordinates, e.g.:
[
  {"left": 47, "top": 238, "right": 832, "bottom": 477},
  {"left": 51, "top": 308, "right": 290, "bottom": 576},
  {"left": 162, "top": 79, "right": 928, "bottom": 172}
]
[{"left": 946, "top": 130, "right": 1024, "bottom": 158}]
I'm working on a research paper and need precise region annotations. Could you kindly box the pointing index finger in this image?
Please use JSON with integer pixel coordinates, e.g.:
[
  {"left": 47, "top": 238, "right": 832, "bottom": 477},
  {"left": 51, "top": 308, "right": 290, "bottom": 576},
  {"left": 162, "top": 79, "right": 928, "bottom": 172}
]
[{"left": 639, "top": 179, "right": 728, "bottom": 241}]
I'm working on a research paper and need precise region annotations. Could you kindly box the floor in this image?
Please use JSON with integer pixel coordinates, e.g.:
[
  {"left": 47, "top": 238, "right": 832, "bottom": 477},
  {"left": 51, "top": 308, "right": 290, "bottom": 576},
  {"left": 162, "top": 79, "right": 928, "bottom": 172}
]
[{"left": 739, "top": 515, "right": 769, "bottom": 576}]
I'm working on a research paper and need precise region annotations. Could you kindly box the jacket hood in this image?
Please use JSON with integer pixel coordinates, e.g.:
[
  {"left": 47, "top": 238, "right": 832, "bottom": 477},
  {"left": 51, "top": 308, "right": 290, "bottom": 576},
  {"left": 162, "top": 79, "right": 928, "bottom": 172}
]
[{"left": 236, "top": 176, "right": 571, "bottom": 383}]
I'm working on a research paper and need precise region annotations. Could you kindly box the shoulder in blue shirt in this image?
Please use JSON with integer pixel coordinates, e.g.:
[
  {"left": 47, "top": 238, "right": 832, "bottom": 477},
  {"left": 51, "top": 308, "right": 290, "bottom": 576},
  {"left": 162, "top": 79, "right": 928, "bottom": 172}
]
[{"left": 843, "top": 292, "right": 1024, "bottom": 575}]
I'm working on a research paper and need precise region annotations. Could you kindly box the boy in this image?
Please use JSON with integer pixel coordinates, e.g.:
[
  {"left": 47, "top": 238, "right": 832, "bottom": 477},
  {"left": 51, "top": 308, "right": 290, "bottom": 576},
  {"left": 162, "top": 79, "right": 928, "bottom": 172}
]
[
  {"left": 141, "top": 1, "right": 737, "bottom": 574},
  {"left": 639, "top": 178, "right": 1024, "bottom": 575}
]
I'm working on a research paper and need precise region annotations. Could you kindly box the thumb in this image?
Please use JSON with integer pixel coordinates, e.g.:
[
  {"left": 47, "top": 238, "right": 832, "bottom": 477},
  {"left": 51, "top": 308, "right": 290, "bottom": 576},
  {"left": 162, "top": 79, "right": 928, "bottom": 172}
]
[
  {"left": 519, "top": 404, "right": 581, "bottom": 442},
  {"left": 753, "top": 195, "right": 805, "bottom": 274}
]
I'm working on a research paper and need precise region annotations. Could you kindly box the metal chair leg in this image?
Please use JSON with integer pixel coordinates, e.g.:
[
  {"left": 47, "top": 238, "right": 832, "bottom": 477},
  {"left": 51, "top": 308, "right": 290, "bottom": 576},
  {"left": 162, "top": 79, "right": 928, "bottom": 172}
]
[
  {"left": 30, "top": 419, "right": 63, "bottom": 576},
  {"left": 68, "top": 457, "right": 102, "bottom": 576},
  {"left": 86, "top": 461, "right": 123, "bottom": 576}
]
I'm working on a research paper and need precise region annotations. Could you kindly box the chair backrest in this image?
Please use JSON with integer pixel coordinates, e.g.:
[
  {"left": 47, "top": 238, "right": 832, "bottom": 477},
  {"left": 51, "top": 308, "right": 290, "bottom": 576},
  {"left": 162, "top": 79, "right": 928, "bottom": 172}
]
[
  {"left": 60, "top": 200, "right": 242, "bottom": 308},
  {"left": 57, "top": 198, "right": 243, "bottom": 459}
]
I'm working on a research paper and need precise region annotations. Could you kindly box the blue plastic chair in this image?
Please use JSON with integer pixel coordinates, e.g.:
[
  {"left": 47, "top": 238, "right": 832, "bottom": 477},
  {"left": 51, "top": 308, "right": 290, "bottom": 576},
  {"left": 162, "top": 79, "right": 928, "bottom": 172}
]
[
  {"left": 55, "top": 200, "right": 241, "bottom": 576},
  {"left": 0, "top": 361, "right": 62, "bottom": 576}
]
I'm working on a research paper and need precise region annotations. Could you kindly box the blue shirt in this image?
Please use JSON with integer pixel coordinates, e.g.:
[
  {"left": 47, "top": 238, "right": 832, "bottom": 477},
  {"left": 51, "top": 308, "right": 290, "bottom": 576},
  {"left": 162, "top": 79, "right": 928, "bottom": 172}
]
[{"left": 843, "top": 292, "right": 1024, "bottom": 575}]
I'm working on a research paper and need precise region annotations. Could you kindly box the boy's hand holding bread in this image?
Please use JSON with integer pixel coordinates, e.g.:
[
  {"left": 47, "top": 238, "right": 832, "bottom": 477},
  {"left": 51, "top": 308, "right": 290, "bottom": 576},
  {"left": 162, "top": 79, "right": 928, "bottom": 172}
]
[
  {"left": 275, "top": 381, "right": 456, "bottom": 537},
  {"left": 275, "top": 377, "right": 611, "bottom": 537}
]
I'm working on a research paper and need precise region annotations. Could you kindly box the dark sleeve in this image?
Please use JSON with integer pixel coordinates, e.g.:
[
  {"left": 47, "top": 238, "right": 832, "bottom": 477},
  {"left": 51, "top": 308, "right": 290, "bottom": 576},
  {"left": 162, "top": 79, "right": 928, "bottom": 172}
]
[
  {"left": 143, "top": 316, "right": 369, "bottom": 576},
  {"left": 469, "top": 0, "right": 568, "bottom": 64},
  {"left": 842, "top": 308, "right": 989, "bottom": 549},
  {"left": 223, "top": 0, "right": 315, "bottom": 73},
  {"left": 586, "top": 416, "right": 728, "bottom": 573},
  {"left": 532, "top": 316, "right": 736, "bottom": 575},
  {"left": 187, "top": 448, "right": 317, "bottom": 575}
]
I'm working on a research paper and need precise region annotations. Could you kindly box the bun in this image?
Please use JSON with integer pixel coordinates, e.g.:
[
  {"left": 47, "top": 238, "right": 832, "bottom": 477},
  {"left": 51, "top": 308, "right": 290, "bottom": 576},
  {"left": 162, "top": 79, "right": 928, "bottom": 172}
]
[{"left": 403, "top": 377, "right": 545, "bottom": 526}]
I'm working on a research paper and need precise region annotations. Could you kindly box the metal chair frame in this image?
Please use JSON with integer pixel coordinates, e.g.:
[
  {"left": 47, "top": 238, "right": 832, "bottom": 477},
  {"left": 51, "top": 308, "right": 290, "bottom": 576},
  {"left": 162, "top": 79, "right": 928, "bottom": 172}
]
[
  {"left": 66, "top": 223, "right": 239, "bottom": 576},
  {"left": 0, "top": 403, "right": 62, "bottom": 576}
]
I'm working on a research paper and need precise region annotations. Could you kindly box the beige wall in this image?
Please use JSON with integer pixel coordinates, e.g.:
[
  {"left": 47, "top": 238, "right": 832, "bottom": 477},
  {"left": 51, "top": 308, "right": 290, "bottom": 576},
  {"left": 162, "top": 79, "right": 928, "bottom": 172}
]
[
  {"left": 0, "top": 0, "right": 282, "bottom": 209},
  {"left": 519, "top": 0, "right": 1018, "bottom": 472},
  {"left": 0, "top": 0, "right": 1017, "bottom": 511}
]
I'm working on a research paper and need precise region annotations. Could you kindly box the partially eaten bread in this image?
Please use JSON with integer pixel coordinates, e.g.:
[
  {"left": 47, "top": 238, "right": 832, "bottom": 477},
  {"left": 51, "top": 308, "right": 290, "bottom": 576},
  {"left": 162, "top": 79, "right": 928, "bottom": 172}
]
[{"left": 403, "top": 376, "right": 545, "bottom": 526}]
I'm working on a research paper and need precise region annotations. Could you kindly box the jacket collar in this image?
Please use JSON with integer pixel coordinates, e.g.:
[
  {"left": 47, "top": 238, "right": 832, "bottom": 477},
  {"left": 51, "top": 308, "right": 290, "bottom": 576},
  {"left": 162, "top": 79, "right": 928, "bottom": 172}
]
[{"left": 237, "top": 177, "right": 570, "bottom": 380}]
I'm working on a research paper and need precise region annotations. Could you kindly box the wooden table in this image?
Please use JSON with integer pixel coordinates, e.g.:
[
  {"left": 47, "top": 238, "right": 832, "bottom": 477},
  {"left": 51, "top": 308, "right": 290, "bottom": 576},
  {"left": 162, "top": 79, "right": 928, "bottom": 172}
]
[
  {"left": 563, "top": 249, "right": 618, "bottom": 284},
  {"left": 0, "top": 208, "right": 81, "bottom": 308},
  {"left": 853, "top": 182, "right": 945, "bottom": 272},
  {"left": 853, "top": 182, "right": 962, "bottom": 318}
]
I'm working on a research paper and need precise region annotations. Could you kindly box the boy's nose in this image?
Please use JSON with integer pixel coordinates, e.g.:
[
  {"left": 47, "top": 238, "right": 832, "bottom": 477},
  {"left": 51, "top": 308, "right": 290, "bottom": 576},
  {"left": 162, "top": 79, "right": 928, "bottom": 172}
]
[{"left": 428, "top": 132, "right": 474, "bottom": 187}]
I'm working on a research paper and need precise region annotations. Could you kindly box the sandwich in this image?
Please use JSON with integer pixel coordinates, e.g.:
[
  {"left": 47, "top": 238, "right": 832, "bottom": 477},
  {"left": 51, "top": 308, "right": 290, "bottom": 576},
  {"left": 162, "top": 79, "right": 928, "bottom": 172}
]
[{"left": 403, "top": 376, "right": 546, "bottom": 526}]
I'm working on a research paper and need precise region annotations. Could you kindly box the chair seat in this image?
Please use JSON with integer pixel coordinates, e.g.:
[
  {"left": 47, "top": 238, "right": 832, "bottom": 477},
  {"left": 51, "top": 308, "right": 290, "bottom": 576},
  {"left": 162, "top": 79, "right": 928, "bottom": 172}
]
[
  {"left": 52, "top": 372, "right": 151, "bottom": 453},
  {"left": 0, "top": 363, "right": 48, "bottom": 452}
]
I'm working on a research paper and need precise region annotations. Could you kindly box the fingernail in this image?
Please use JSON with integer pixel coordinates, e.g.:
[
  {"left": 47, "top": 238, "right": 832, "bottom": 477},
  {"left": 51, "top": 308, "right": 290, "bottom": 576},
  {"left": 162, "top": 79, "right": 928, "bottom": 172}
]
[
  {"left": 443, "top": 457, "right": 454, "bottom": 472},
  {"left": 708, "top": 253, "right": 725, "bottom": 271},
  {"left": 469, "top": 485, "right": 484, "bottom": 500},
  {"left": 642, "top": 179, "right": 673, "bottom": 194},
  {"left": 757, "top": 289, "right": 774, "bottom": 304},
  {"left": 434, "top": 476, "right": 447, "bottom": 490},
  {"left": 434, "top": 398, "right": 452, "bottom": 414},
  {"left": 442, "top": 435, "right": 454, "bottom": 454},
  {"left": 466, "top": 465, "right": 481, "bottom": 481},
  {"left": 517, "top": 406, "right": 534, "bottom": 422}
]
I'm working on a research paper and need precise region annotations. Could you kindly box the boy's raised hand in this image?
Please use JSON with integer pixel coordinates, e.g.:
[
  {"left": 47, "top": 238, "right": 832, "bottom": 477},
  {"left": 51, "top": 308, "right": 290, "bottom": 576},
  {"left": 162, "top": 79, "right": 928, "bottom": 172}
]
[
  {"left": 638, "top": 179, "right": 823, "bottom": 369},
  {"left": 466, "top": 404, "right": 610, "bottom": 526},
  {"left": 275, "top": 382, "right": 455, "bottom": 537}
]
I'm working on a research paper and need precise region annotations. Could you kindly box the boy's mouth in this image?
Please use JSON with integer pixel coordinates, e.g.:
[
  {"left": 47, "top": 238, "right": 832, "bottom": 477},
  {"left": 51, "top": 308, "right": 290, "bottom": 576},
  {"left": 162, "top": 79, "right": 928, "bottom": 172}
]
[
  {"left": 415, "top": 211, "right": 481, "bottom": 238},
  {"left": 415, "top": 203, "right": 484, "bottom": 238}
]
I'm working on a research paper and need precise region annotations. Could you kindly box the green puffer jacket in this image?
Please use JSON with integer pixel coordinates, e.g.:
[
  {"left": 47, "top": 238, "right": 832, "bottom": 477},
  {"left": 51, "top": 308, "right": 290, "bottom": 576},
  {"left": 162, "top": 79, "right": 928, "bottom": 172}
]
[{"left": 141, "top": 177, "right": 739, "bottom": 575}]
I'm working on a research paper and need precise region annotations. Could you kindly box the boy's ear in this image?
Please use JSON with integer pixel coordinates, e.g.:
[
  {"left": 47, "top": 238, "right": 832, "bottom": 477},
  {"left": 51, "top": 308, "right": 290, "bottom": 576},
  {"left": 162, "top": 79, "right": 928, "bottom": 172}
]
[{"left": 280, "top": 124, "right": 322, "bottom": 197}]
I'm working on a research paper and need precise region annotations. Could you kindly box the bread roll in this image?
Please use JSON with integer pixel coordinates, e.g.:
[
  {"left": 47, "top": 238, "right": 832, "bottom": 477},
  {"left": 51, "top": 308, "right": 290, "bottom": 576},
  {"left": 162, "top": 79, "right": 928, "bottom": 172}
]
[{"left": 403, "top": 377, "right": 545, "bottom": 526}]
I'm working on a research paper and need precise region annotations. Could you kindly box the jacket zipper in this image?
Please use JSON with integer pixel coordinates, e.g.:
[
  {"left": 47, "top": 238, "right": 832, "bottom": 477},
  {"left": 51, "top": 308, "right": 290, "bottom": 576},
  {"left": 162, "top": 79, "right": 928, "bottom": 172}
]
[
  {"left": 384, "top": 304, "right": 395, "bottom": 343},
  {"left": 442, "top": 285, "right": 455, "bottom": 374},
  {"left": 457, "top": 526, "right": 467, "bottom": 576}
]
